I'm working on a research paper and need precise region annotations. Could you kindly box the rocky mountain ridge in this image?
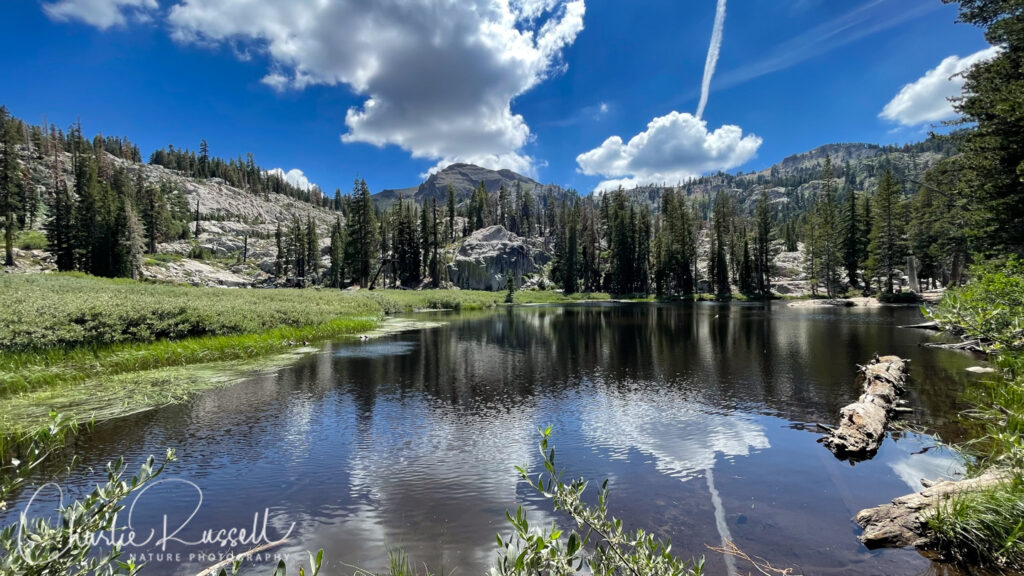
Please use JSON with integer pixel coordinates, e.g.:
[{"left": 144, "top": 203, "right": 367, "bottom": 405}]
[
  {"left": 7, "top": 137, "right": 953, "bottom": 291},
  {"left": 375, "top": 163, "right": 572, "bottom": 207}
]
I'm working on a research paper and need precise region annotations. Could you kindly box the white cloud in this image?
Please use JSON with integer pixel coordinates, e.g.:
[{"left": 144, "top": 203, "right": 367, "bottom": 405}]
[
  {"left": 267, "top": 168, "right": 318, "bottom": 192},
  {"left": 576, "top": 111, "right": 761, "bottom": 192},
  {"left": 696, "top": 0, "right": 727, "bottom": 119},
  {"left": 43, "top": 0, "right": 158, "bottom": 29},
  {"left": 880, "top": 46, "right": 1001, "bottom": 126},
  {"left": 165, "top": 0, "right": 586, "bottom": 176}
]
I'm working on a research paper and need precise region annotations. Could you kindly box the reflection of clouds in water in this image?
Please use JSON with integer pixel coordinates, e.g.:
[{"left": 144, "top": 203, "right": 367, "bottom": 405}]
[
  {"left": 888, "top": 441, "right": 965, "bottom": 493},
  {"left": 334, "top": 397, "right": 554, "bottom": 571},
  {"left": 580, "top": 382, "right": 771, "bottom": 481},
  {"left": 580, "top": 382, "right": 766, "bottom": 576},
  {"left": 333, "top": 341, "right": 418, "bottom": 359}
]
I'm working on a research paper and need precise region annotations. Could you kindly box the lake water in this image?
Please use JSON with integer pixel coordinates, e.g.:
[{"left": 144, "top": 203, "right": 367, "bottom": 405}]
[{"left": 6, "top": 302, "right": 983, "bottom": 575}]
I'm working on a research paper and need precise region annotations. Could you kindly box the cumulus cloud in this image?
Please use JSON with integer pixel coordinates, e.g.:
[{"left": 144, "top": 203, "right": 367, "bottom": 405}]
[
  {"left": 576, "top": 111, "right": 761, "bottom": 192},
  {"left": 266, "top": 168, "right": 318, "bottom": 192},
  {"left": 880, "top": 46, "right": 1001, "bottom": 126},
  {"left": 165, "top": 0, "right": 586, "bottom": 175},
  {"left": 43, "top": 0, "right": 158, "bottom": 29}
]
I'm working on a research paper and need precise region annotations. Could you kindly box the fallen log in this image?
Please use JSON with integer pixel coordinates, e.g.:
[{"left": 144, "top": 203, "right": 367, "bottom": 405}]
[
  {"left": 921, "top": 339, "right": 986, "bottom": 353},
  {"left": 822, "top": 355, "right": 909, "bottom": 460},
  {"left": 856, "top": 470, "right": 1011, "bottom": 549},
  {"left": 898, "top": 321, "right": 941, "bottom": 331}
]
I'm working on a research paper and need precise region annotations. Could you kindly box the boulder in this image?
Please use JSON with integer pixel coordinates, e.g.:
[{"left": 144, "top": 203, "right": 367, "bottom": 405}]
[{"left": 447, "top": 225, "right": 549, "bottom": 291}]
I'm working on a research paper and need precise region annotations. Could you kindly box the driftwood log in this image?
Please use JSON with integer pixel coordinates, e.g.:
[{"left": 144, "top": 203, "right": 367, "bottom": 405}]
[
  {"left": 822, "top": 355, "right": 909, "bottom": 459},
  {"left": 856, "top": 470, "right": 1011, "bottom": 549}
]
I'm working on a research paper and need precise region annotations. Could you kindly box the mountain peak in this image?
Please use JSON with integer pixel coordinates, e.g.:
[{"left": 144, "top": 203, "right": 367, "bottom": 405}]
[{"left": 375, "top": 163, "right": 566, "bottom": 206}]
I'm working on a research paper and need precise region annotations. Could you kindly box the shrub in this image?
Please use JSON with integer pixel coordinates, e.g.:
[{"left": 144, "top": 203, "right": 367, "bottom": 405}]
[{"left": 15, "top": 230, "right": 48, "bottom": 251}]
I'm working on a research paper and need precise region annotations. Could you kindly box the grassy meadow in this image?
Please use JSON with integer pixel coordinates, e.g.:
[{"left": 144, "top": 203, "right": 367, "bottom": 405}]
[{"left": 0, "top": 273, "right": 613, "bottom": 436}]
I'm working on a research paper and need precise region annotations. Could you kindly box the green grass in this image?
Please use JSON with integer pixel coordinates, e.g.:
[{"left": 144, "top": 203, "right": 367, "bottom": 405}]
[
  {"left": 923, "top": 260, "right": 1024, "bottom": 570},
  {"left": 15, "top": 230, "right": 48, "bottom": 251},
  {"left": 0, "top": 274, "right": 620, "bottom": 437},
  {"left": 143, "top": 252, "right": 184, "bottom": 266},
  {"left": 929, "top": 478, "right": 1024, "bottom": 571},
  {"left": 0, "top": 274, "right": 520, "bottom": 433}
]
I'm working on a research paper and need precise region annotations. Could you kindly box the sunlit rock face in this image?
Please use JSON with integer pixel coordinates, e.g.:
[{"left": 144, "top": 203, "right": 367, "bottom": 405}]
[{"left": 447, "top": 225, "right": 550, "bottom": 290}]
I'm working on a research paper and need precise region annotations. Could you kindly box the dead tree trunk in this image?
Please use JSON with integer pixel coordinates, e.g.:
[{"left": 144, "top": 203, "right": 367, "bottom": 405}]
[
  {"left": 856, "top": 470, "right": 1011, "bottom": 549},
  {"left": 822, "top": 355, "right": 909, "bottom": 460}
]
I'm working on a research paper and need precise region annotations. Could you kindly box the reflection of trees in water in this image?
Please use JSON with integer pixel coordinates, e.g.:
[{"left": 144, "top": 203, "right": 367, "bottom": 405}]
[{"left": 340, "top": 304, "right": 974, "bottom": 435}]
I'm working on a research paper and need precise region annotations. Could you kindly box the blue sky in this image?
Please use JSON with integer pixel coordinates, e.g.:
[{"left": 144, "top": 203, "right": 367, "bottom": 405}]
[{"left": 0, "top": 0, "right": 992, "bottom": 194}]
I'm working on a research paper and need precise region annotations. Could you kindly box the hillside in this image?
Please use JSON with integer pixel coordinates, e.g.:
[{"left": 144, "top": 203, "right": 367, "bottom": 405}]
[{"left": 2, "top": 113, "right": 955, "bottom": 293}]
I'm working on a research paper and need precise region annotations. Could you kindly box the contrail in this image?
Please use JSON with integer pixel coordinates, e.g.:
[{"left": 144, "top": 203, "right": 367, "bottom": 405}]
[{"left": 696, "top": 0, "right": 727, "bottom": 119}]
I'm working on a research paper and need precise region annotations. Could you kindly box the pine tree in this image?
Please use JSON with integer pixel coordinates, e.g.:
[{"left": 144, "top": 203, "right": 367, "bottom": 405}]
[
  {"left": 866, "top": 168, "right": 906, "bottom": 294},
  {"left": 344, "top": 178, "right": 379, "bottom": 287},
  {"left": 505, "top": 273, "right": 516, "bottom": 303},
  {"left": 328, "top": 218, "right": 345, "bottom": 288},
  {"left": 754, "top": 191, "right": 772, "bottom": 296},
  {"left": 430, "top": 197, "right": 440, "bottom": 287},
  {"left": 140, "top": 184, "right": 170, "bottom": 254},
  {"left": 562, "top": 199, "right": 580, "bottom": 294},
  {"left": 290, "top": 216, "right": 306, "bottom": 285},
  {"left": 470, "top": 181, "right": 488, "bottom": 231},
  {"left": 498, "top": 184, "right": 511, "bottom": 230},
  {"left": 305, "top": 216, "right": 319, "bottom": 284},
  {"left": 944, "top": 0, "right": 1024, "bottom": 256},
  {"left": 274, "top": 222, "right": 285, "bottom": 278},
  {"left": 447, "top": 184, "right": 456, "bottom": 241},
  {"left": 841, "top": 187, "right": 861, "bottom": 288},
  {"left": 398, "top": 200, "right": 421, "bottom": 286},
  {"left": 420, "top": 199, "right": 432, "bottom": 278},
  {"left": 199, "top": 139, "right": 209, "bottom": 179},
  {"left": 46, "top": 144, "right": 74, "bottom": 272},
  {"left": 739, "top": 238, "right": 755, "bottom": 295},
  {"left": 121, "top": 202, "right": 145, "bottom": 280},
  {"left": 816, "top": 156, "right": 843, "bottom": 297},
  {"left": 709, "top": 193, "right": 731, "bottom": 298},
  {"left": 636, "top": 205, "right": 652, "bottom": 295},
  {"left": 784, "top": 220, "right": 798, "bottom": 252},
  {"left": 581, "top": 200, "right": 601, "bottom": 292},
  {"left": 0, "top": 106, "right": 20, "bottom": 266}
]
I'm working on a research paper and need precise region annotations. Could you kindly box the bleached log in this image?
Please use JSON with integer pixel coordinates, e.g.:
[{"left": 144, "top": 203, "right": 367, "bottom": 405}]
[
  {"left": 856, "top": 470, "right": 1011, "bottom": 549},
  {"left": 822, "top": 355, "right": 909, "bottom": 459}
]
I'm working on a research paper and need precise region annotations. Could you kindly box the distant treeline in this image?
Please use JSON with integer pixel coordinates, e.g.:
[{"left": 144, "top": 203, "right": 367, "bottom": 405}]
[{"left": 149, "top": 144, "right": 335, "bottom": 208}]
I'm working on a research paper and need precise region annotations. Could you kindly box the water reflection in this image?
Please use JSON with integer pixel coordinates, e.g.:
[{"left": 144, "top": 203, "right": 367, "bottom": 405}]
[{"left": 2, "top": 303, "right": 981, "bottom": 576}]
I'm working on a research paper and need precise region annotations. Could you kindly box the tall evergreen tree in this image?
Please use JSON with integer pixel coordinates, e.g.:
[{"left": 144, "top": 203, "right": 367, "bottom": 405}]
[
  {"left": 305, "top": 215, "right": 320, "bottom": 283},
  {"left": 447, "top": 184, "right": 456, "bottom": 241},
  {"left": 841, "top": 187, "right": 861, "bottom": 288},
  {"left": 420, "top": 199, "right": 432, "bottom": 278},
  {"left": 563, "top": 199, "right": 580, "bottom": 294},
  {"left": 430, "top": 198, "right": 441, "bottom": 286},
  {"left": 943, "top": 0, "right": 1024, "bottom": 256},
  {"left": 738, "top": 238, "right": 755, "bottom": 295},
  {"left": 817, "top": 156, "right": 843, "bottom": 297},
  {"left": 0, "top": 106, "right": 20, "bottom": 266},
  {"left": 709, "top": 193, "right": 731, "bottom": 298},
  {"left": 754, "top": 191, "right": 773, "bottom": 296},
  {"left": 121, "top": 202, "right": 145, "bottom": 280},
  {"left": 866, "top": 168, "right": 906, "bottom": 294},
  {"left": 46, "top": 143, "right": 74, "bottom": 272},
  {"left": 199, "top": 139, "right": 209, "bottom": 179},
  {"left": 344, "top": 178, "right": 379, "bottom": 287},
  {"left": 274, "top": 222, "right": 285, "bottom": 278},
  {"left": 328, "top": 218, "right": 345, "bottom": 288}
]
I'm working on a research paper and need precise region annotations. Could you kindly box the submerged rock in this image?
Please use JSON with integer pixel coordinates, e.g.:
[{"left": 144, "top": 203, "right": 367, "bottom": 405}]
[{"left": 447, "top": 225, "right": 549, "bottom": 291}]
